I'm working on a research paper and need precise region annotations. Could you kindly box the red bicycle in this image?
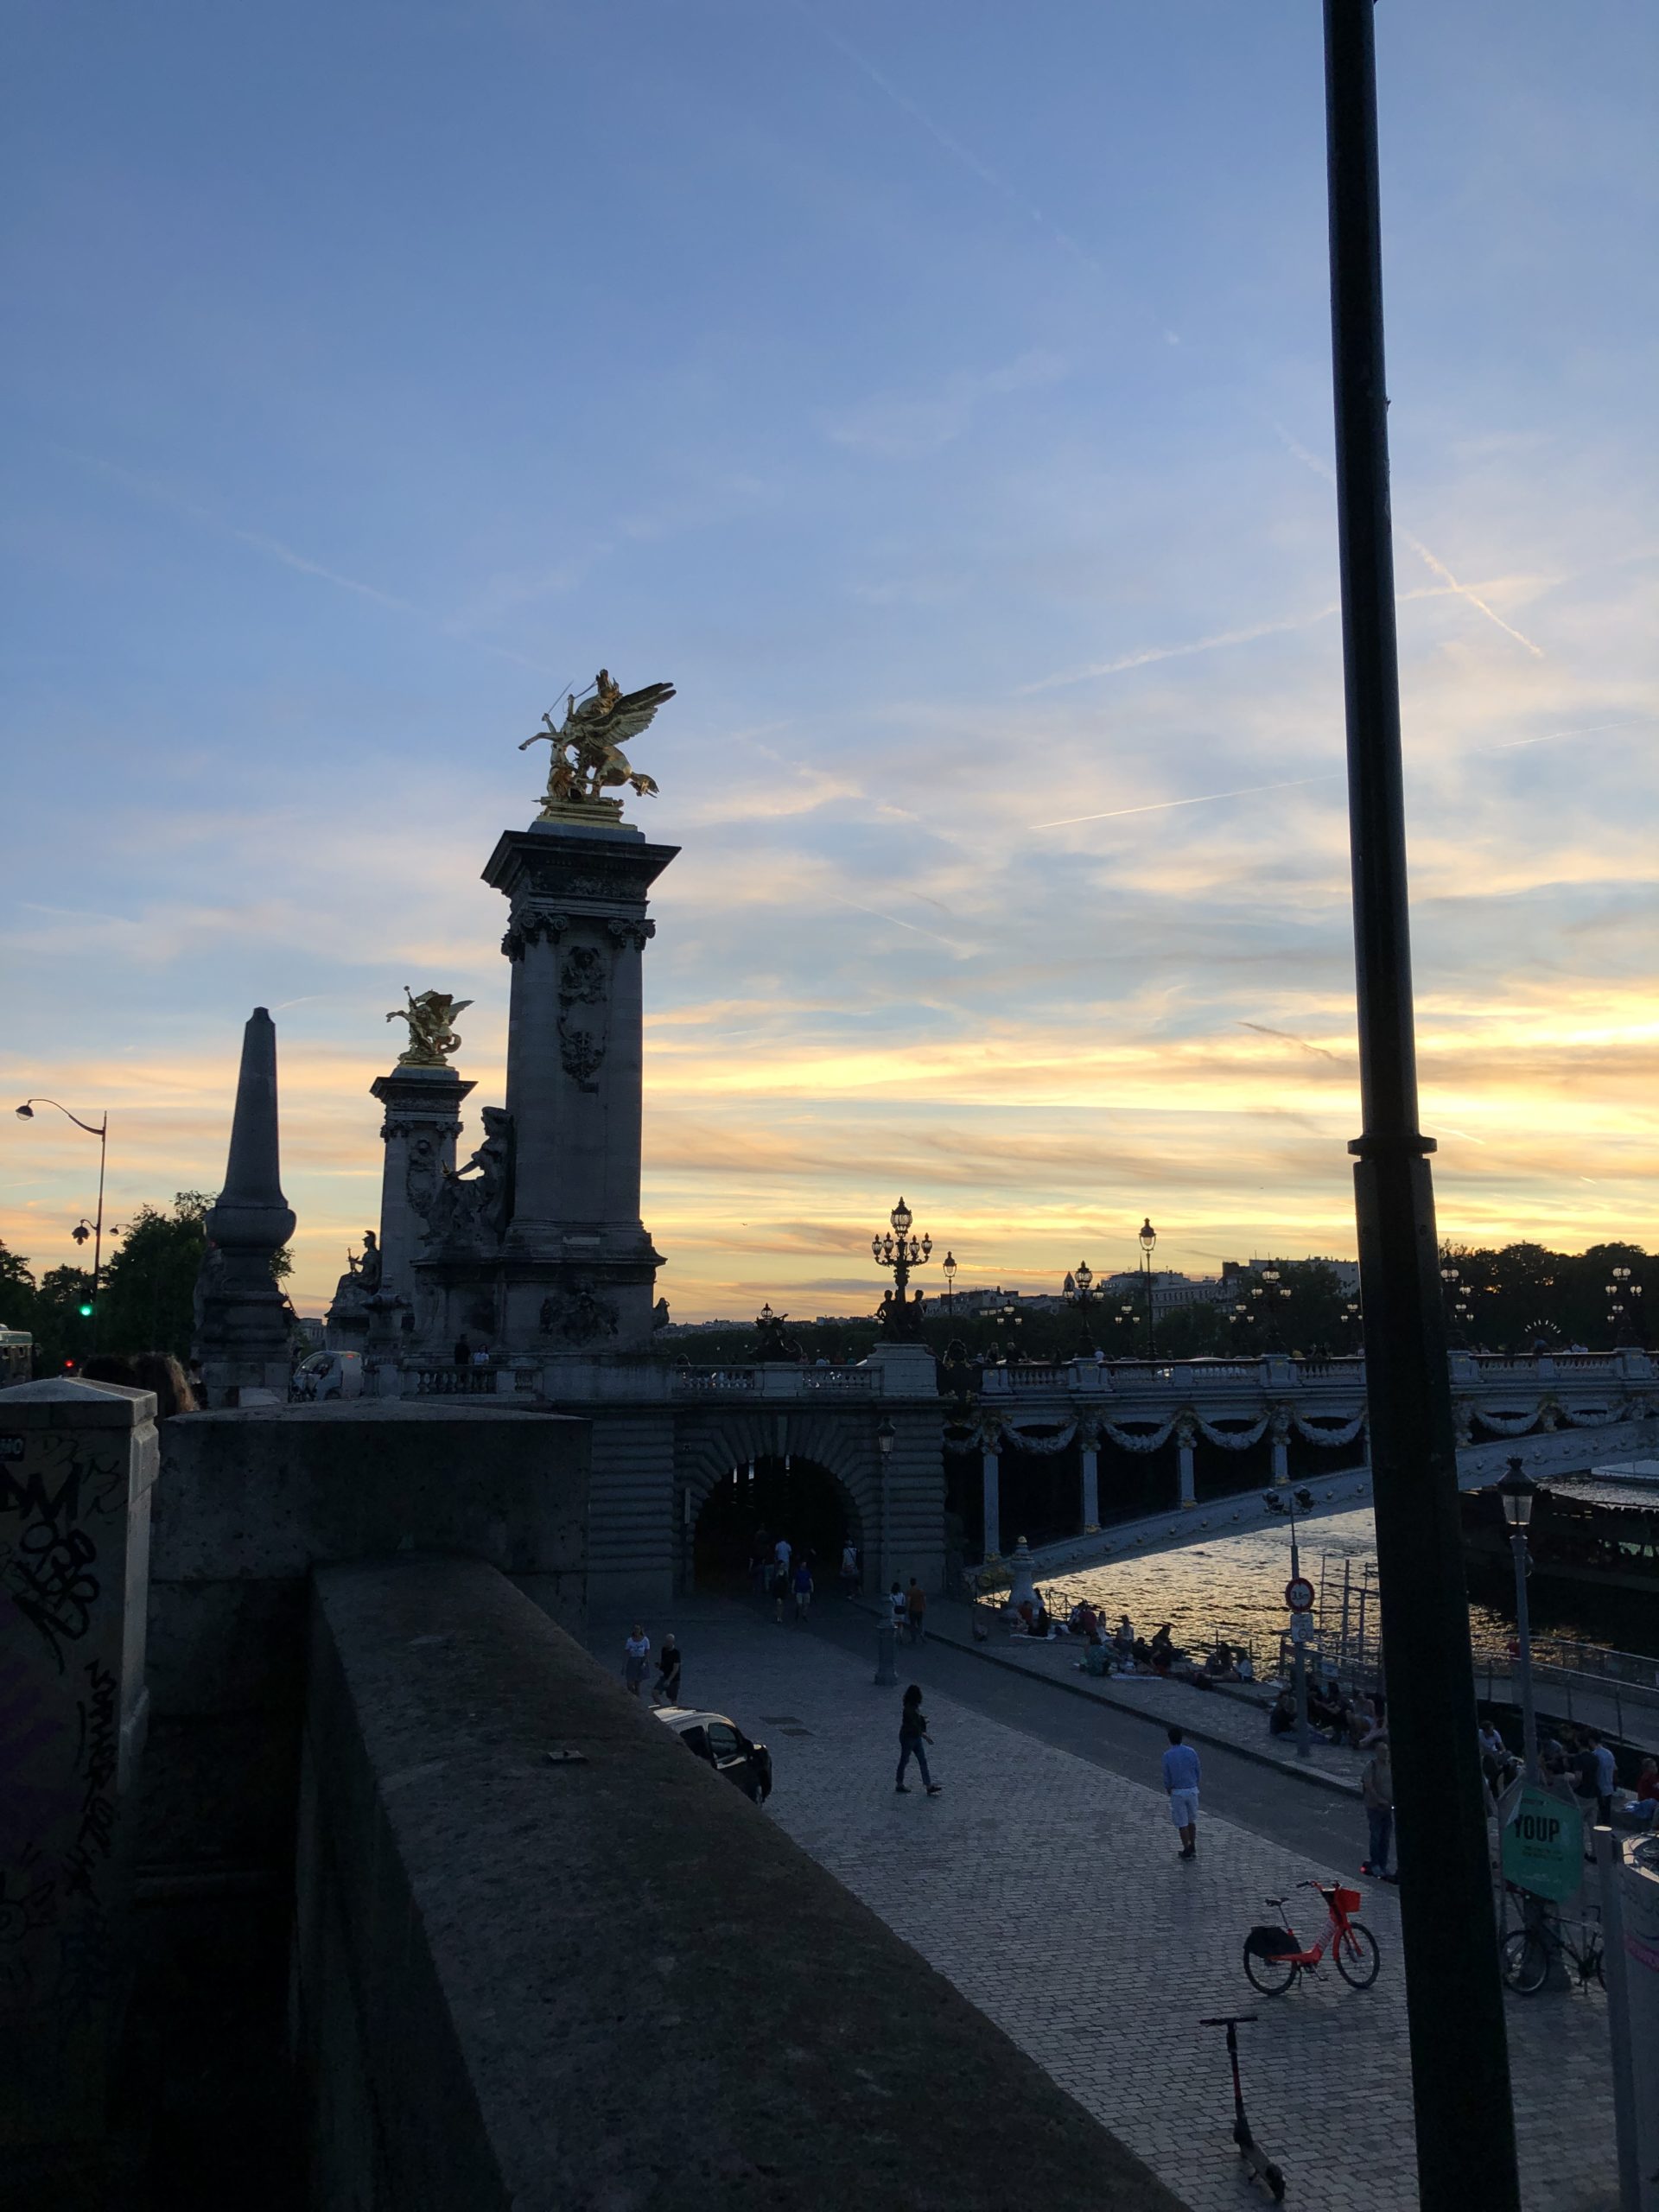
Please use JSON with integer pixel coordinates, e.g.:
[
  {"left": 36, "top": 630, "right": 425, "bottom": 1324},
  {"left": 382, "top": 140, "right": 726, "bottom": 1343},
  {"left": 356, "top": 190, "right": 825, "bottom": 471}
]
[{"left": 1243, "top": 1879, "right": 1381, "bottom": 1995}]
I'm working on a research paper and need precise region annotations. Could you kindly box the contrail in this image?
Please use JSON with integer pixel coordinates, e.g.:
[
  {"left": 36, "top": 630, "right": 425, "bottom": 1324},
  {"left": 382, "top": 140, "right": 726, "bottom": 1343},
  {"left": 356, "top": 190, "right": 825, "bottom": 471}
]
[
  {"left": 1032, "top": 773, "right": 1339, "bottom": 832},
  {"left": 1023, "top": 606, "right": 1343, "bottom": 694},
  {"left": 785, "top": 0, "right": 1174, "bottom": 334},
  {"left": 823, "top": 892, "right": 972, "bottom": 955},
  {"left": 1239, "top": 1022, "right": 1342, "bottom": 1063},
  {"left": 1273, "top": 424, "right": 1546, "bottom": 658},
  {"left": 1484, "top": 716, "right": 1653, "bottom": 752}
]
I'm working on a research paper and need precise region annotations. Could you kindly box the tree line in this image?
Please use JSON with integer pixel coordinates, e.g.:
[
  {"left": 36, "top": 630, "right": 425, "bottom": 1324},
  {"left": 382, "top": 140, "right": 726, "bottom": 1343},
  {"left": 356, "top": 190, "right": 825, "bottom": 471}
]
[{"left": 0, "top": 1192, "right": 291, "bottom": 1374}]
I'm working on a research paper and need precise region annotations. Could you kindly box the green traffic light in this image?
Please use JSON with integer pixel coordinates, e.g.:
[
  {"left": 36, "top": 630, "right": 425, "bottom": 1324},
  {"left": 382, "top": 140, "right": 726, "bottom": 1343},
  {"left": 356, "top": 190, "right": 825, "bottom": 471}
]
[{"left": 78, "top": 1301, "right": 95, "bottom": 1318}]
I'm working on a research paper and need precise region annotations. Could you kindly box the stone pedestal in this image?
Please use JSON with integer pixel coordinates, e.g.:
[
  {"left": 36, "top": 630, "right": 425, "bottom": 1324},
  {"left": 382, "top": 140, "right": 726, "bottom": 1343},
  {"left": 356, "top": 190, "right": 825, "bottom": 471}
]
[
  {"left": 371, "top": 1064, "right": 474, "bottom": 1328},
  {"left": 416, "top": 817, "right": 677, "bottom": 1359},
  {"left": 0, "top": 1379, "right": 157, "bottom": 2147}
]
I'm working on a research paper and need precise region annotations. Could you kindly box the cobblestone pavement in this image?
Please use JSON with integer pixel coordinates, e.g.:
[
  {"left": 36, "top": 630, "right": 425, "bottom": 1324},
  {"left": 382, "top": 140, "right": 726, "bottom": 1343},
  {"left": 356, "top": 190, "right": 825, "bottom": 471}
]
[{"left": 663, "top": 1605, "right": 1618, "bottom": 2212}]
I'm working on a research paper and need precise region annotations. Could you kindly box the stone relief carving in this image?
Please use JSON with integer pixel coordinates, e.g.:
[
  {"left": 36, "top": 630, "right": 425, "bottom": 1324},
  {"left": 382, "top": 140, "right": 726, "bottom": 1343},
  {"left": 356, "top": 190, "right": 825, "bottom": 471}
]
[
  {"left": 404, "top": 1133, "right": 440, "bottom": 1219},
  {"left": 501, "top": 907, "right": 572, "bottom": 963},
  {"left": 607, "top": 917, "right": 655, "bottom": 952},
  {"left": 537, "top": 1276, "right": 620, "bottom": 1344},
  {"left": 556, "top": 939, "right": 610, "bottom": 1091}
]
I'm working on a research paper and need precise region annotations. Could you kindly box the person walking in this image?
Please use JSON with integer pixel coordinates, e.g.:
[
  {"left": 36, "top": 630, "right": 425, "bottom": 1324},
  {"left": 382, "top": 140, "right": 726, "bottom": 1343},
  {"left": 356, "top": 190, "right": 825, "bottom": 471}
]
[
  {"left": 653, "top": 1633, "right": 682, "bottom": 1706},
  {"left": 887, "top": 1581, "right": 906, "bottom": 1634},
  {"left": 622, "top": 1624, "right": 651, "bottom": 1698},
  {"left": 839, "top": 1539, "right": 859, "bottom": 1597},
  {"left": 1360, "top": 1732, "right": 1395, "bottom": 1880},
  {"left": 1162, "top": 1725, "right": 1200, "bottom": 1859},
  {"left": 895, "top": 1685, "right": 942, "bottom": 1796},
  {"left": 1588, "top": 1731, "right": 1617, "bottom": 1826},
  {"left": 772, "top": 1534, "right": 792, "bottom": 1575},
  {"left": 792, "top": 1558, "right": 814, "bottom": 1622},
  {"left": 905, "top": 1579, "right": 928, "bottom": 1646},
  {"left": 772, "top": 1556, "right": 791, "bottom": 1624}
]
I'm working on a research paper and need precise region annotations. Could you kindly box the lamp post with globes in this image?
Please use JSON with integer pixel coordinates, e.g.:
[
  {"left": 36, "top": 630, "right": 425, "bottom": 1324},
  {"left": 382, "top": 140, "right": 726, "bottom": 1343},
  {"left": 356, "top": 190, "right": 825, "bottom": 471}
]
[
  {"left": 874, "top": 1416, "right": 898, "bottom": 1685},
  {"left": 942, "top": 1249, "right": 957, "bottom": 1313},
  {"left": 1137, "top": 1217, "right": 1157, "bottom": 1359},
  {"left": 16, "top": 1098, "right": 110, "bottom": 1351},
  {"left": 1251, "top": 1263, "right": 1292, "bottom": 1351},
  {"left": 1606, "top": 1265, "right": 1644, "bottom": 1349},
  {"left": 1497, "top": 1458, "right": 1541, "bottom": 1781},
  {"left": 872, "top": 1197, "right": 931, "bottom": 1337}
]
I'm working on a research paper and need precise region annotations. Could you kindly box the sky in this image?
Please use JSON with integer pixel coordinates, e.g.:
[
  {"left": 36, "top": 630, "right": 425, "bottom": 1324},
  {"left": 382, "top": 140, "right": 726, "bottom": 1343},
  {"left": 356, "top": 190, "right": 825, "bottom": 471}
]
[{"left": 3, "top": 0, "right": 1656, "bottom": 1323}]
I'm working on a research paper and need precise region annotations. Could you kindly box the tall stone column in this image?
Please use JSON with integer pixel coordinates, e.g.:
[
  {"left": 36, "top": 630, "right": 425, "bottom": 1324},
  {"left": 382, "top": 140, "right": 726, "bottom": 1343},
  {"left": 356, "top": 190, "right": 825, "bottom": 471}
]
[
  {"left": 483, "top": 819, "right": 677, "bottom": 1353},
  {"left": 1078, "top": 1418, "right": 1101, "bottom": 1529},
  {"left": 371, "top": 1064, "right": 474, "bottom": 1321},
  {"left": 1270, "top": 1403, "right": 1292, "bottom": 1486},
  {"left": 1177, "top": 1413, "right": 1198, "bottom": 1508},
  {"left": 194, "top": 1007, "right": 296, "bottom": 1407},
  {"left": 979, "top": 1423, "right": 1002, "bottom": 1560}
]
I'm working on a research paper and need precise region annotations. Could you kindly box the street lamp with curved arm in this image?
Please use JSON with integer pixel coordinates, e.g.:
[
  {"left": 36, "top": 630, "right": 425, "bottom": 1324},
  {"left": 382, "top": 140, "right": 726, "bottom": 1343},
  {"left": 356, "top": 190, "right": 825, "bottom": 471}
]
[{"left": 15, "top": 1098, "right": 110, "bottom": 1350}]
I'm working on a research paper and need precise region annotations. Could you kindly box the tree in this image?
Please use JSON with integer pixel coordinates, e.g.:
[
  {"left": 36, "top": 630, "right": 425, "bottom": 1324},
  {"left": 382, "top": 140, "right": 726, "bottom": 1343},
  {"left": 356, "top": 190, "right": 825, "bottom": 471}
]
[
  {"left": 32, "top": 1263, "right": 97, "bottom": 1371},
  {"left": 98, "top": 1192, "right": 212, "bottom": 1359},
  {"left": 0, "top": 1240, "right": 36, "bottom": 1332}
]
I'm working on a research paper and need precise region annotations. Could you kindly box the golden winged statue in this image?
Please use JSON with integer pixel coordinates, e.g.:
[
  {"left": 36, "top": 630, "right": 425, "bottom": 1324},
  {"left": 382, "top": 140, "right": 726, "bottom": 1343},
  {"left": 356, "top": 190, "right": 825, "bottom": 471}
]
[
  {"left": 519, "top": 670, "right": 676, "bottom": 819},
  {"left": 387, "top": 987, "right": 473, "bottom": 1067}
]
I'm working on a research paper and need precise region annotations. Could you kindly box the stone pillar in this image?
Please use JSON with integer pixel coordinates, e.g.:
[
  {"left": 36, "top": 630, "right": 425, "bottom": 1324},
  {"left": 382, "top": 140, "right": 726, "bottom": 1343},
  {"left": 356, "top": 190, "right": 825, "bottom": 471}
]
[
  {"left": 483, "top": 821, "right": 677, "bottom": 1354},
  {"left": 371, "top": 1063, "right": 474, "bottom": 1319},
  {"left": 1177, "top": 1414, "right": 1198, "bottom": 1508},
  {"left": 1078, "top": 1419, "right": 1101, "bottom": 1530},
  {"left": 981, "top": 1434, "right": 1002, "bottom": 1560},
  {"left": 1270, "top": 1403, "right": 1292, "bottom": 1485},
  {"left": 0, "top": 1378, "right": 156, "bottom": 2147},
  {"left": 194, "top": 1007, "right": 298, "bottom": 1407}
]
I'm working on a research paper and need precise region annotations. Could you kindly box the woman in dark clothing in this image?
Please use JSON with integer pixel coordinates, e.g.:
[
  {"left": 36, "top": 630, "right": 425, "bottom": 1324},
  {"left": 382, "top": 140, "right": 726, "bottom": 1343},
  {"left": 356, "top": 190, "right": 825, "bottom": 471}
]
[{"left": 895, "top": 1685, "right": 943, "bottom": 1796}]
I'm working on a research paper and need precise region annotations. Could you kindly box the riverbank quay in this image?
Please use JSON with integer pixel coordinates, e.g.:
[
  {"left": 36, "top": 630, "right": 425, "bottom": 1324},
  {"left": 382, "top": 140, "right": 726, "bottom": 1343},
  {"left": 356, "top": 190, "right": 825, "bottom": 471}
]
[
  {"left": 594, "top": 1600, "right": 1618, "bottom": 2212},
  {"left": 884, "top": 1594, "right": 1370, "bottom": 1797}
]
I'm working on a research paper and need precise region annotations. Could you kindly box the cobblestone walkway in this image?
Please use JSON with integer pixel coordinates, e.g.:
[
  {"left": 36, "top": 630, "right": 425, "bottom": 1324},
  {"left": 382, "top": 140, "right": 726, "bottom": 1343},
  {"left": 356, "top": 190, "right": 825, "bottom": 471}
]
[{"left": 672, "top": 1607, "right": 1618, "bottom": 2212}]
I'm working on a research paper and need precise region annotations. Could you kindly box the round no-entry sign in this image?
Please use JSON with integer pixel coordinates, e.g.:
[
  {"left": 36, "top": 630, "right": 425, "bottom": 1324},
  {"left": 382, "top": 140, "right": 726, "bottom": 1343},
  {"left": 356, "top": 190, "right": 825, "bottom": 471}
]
[{"left": 1285, "top": 1577, "right": 1315, "bottom": 1613}]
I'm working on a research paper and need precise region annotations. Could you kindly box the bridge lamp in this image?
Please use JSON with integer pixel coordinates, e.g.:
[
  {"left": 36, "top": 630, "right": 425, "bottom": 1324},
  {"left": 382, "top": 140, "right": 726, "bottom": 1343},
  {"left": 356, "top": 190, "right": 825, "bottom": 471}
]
[{"left": 1497, "top": 1459, "right": 1535, "bottom": 1529}]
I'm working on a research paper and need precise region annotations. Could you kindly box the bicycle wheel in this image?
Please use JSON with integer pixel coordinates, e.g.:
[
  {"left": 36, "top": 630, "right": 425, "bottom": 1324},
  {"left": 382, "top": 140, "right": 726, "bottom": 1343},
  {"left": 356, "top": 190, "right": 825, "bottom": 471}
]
[
  {"left": 1501, "top": 1926, "right": 1549, "bottom": 1996},
  {"left": 1244, "top": 1943, "right": 1299, "bottom": 1997},
  {"left": 1334, "top": 1922, "right": 1380, "bottom": 1990}
]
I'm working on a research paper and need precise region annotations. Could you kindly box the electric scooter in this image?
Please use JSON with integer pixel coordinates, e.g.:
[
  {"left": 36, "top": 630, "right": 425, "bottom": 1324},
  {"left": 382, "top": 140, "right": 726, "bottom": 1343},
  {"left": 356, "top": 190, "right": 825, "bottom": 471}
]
[{"left": 1198, "top": 2014, "right": 1285, "bottom": 2201}]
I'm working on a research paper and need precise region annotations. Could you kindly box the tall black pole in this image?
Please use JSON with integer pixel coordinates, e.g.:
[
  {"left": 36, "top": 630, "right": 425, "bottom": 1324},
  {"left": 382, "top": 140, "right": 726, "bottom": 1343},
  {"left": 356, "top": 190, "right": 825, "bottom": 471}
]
[{"left": 1322, "top": 8, "right": 1521, "bottom": 2207}]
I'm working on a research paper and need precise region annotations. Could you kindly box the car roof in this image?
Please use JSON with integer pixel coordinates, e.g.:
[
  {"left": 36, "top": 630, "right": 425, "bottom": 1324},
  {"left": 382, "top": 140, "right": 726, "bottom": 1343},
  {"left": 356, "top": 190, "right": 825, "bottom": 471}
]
[{"left": 652, "top": 1707, "right": 734, "bottom": 1730}]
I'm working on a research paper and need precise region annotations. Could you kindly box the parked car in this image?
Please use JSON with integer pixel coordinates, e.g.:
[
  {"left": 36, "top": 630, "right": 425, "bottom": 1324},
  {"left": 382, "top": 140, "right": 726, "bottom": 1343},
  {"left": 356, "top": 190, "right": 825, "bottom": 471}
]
[
  {"left": 652, "top": 1707, "right": 772, "bottom": 1802},
  {"left": 291, "top": 1350, "right": 363, "bottom": 1402}
]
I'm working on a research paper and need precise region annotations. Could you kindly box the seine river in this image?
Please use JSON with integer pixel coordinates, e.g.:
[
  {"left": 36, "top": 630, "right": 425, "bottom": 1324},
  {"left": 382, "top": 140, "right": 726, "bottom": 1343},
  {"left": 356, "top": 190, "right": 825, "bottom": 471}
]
[{"left": 1056, "top": 1505, "right": 1649, "bottom": 1669}]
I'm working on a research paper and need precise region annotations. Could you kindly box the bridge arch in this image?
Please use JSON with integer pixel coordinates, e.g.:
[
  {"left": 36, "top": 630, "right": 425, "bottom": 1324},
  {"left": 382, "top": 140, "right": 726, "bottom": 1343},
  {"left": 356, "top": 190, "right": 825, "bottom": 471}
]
[{"left": 674, "top": 1408, "right": 880, "bottom": 1594}]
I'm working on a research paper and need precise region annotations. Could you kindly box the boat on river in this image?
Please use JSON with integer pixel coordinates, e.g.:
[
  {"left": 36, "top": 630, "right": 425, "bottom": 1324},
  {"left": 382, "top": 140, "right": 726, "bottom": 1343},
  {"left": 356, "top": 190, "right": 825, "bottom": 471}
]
[{"left": 1461, "top": 1459, "right": 1659, "bottom": 1597}]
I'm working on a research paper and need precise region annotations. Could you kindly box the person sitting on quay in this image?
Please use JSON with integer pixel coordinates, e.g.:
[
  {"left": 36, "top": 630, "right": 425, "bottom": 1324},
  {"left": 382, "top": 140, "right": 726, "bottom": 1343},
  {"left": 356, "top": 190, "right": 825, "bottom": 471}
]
[
  {"left": 1113, "top": 1614, "right": 1135, "bottom": 1662},
  {"left": 1236, "top": 1649, "right": 1255, "bottom": 1683},
  {"left": 1148, "top": 1624, "right": 1181, "bottom": 1675},
  {"left": 1268, "top": 1688, "right": 1298, "bottom": 1738},
  {"left": 1202, "top": 1640, "right": 1239, "bottom": 1683}
]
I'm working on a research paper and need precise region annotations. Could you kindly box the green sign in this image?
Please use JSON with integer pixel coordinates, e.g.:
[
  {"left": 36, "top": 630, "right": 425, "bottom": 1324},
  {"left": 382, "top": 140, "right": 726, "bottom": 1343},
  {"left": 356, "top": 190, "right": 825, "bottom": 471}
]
[{"left": 1502, "top": 1783, "right": 1583, "bottom": 1904}]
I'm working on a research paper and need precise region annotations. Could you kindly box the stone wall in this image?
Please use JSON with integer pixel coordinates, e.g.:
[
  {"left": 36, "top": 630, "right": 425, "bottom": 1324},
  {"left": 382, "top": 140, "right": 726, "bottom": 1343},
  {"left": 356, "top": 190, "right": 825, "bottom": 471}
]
[
  {"left": 294, "top": 1555, "right": 1185, "bottom": 2212},
  {"left": 141, "top": 1401, "right": 588, "bottom": 1876}
]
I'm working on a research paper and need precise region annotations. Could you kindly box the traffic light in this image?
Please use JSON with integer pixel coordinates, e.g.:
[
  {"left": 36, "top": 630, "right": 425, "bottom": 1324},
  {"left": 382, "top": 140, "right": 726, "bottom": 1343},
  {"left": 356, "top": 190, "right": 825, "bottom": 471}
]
[{"left": 77, "top": 1300, "right": 95, "bottom": 1319}]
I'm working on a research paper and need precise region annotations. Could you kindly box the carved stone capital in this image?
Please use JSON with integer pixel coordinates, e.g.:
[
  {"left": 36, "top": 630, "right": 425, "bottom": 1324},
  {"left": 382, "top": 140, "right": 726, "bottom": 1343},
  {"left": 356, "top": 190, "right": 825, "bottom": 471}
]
[
  {"left": 607, "top": 916, "right": 656, "bottom": 952},
  {"left": 501, "top": 906, "right": 572, "bottom": 962}
]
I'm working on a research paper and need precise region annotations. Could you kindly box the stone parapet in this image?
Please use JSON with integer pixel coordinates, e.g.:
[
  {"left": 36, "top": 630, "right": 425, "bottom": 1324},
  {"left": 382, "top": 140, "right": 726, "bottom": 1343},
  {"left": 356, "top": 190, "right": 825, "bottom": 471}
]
[{"left": 293, "top": 1556, "right": 1184, "bottom": 2212}]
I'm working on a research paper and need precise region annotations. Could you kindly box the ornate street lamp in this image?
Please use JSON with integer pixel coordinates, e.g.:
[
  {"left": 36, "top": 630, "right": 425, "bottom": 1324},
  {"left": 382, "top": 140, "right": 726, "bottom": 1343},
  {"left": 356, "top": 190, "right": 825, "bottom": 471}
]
[
  {"left": 1343, "top": 1295, "right": 1364, "bottom": 1351},
  {"left": 872, "top": 1196, "right": 932, "bottom": 1338},
  {"left": 16, "top": 1098, "right": 110, "bottom": 1348},
  {"left": 1606, "top": 1265, "right": 1644, "bottom": 1349},
  {"left": 1497, "top": 1458, "right": 1540, "bottom": 1781},
  {"left": 1138, "top": 1217, "right": 1157, "bottom": 1359},
  {"left": 874, "top": 1416, "right": 898, "bottom": 1686},
  {"left": 942, "top": 1249, "right": 957, "bottom": 1310},
  {"left": 1440, "top": 1262, "right": 1469, "bottom": 1350}
]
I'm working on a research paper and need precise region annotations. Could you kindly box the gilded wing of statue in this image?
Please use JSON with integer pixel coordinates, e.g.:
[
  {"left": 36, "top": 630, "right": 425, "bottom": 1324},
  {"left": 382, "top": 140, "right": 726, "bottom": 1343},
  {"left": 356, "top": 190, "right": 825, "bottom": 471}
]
[
  {"left": 519, "top": 670, "right": 676, "bottom": 815},
  {"left": 387, "top": 987, "right": 474, "bottom": 1068}
]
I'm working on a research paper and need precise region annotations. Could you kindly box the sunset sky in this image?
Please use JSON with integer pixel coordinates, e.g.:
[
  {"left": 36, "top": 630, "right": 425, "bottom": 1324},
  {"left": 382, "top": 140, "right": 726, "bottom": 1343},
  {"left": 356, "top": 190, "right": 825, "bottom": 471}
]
[{"left": 4, "top": 0, "right": 1656, "bottom": 1322}]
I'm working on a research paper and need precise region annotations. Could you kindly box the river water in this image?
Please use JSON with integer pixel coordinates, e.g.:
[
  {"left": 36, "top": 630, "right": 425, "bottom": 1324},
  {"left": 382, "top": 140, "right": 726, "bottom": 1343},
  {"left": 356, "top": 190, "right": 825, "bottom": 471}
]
[{"left": 1056, "top": 1506, "right": 1651, "bottom": 1669}]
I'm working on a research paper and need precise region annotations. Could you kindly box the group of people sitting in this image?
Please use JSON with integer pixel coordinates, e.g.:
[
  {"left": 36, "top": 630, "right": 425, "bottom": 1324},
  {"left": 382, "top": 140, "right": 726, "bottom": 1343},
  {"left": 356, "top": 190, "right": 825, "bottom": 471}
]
[{"left": 1269, "top": 1681, "right": 1384, "bottom": 1747}]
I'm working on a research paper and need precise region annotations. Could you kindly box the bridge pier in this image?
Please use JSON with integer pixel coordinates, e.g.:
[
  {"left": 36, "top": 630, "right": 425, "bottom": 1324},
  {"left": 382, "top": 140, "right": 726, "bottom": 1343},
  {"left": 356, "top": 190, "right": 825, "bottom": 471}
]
[
  {"left": 1177, "top": 1416, "right": 1197, "bottom": 1510},
  {"left": 982, "top": 1439, "right": 1001, "bottom": 1559},
  {"left": 1079, "top": 1422, "right": 1100, "bottom": 1529}
]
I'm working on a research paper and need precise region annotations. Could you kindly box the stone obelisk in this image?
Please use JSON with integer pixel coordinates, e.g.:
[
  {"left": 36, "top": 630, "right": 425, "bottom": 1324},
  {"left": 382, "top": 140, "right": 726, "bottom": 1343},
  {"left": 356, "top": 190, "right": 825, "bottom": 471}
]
[{"left": 194, "top": 1007, "right": 297, "bottom": 1406}]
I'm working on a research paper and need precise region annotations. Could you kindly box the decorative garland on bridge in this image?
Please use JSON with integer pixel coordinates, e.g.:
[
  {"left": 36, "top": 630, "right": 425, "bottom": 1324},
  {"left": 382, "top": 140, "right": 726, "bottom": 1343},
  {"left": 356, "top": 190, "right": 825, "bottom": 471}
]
[{"left": 1292, "top": 1408, "right": 1368, "bottom": 1447}]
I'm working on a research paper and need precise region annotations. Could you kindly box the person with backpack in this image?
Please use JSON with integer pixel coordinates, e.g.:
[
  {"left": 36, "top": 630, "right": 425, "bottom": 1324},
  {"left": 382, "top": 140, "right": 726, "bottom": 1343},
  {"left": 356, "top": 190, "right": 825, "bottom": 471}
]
[
  {"left": 1360, "top": 1733, "right": 1395, "bottom": 1881},
  {"left": 895, "top": 1685, "right": 942, "bottom": 1796}
]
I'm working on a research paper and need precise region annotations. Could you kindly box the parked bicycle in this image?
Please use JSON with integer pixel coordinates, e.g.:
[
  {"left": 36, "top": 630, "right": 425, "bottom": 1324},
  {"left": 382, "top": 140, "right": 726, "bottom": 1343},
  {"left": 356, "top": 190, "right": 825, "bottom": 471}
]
[
  {"left": 1243, "top": 1879, "right": 1381, "bottom": 1995},
  {"left": 1499, "top": 1883, "right": 1604, "bottom": 1996}
]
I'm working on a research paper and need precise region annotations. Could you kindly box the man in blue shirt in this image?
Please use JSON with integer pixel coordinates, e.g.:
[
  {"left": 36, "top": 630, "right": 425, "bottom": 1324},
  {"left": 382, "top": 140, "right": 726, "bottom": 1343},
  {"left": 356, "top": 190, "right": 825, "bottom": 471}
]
[{"left": 1161, "top": 1725, "right": 1202, "bottom": 1860}]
